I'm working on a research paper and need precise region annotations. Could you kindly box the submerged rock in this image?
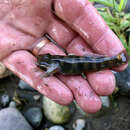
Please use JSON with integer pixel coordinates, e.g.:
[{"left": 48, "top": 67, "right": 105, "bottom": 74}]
[
  {"left": 114, "top": 67, "right": 130, "bottom": 96},
  {"left": 42, "top": 96, "right": 75, "bottom": 124},
  {"left": 24, "top": 107, "right": 43, "bottom": 128},
  {"left": 0, "top": 108, "right": 33, "bottom": 130}
]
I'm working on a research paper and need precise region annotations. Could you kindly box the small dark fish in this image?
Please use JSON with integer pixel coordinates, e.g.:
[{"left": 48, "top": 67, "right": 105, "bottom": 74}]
[{"left": 36, "top": 51, "right": 129, "bottom": 77}]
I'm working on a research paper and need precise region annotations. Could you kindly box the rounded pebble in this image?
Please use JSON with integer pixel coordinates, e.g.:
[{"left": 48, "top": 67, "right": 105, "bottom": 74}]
[
  {"left": 0, "top": 108, "right": 33, "bottom": 130},
  {"left": 24, "top": 107, "right": 43, "bottom": 128},
  {"left": 42, "top": 96, "right": 75, "bottom": 124},
  {"left": 49, "top": 125, "right": 65, "bottom": 130},
  {"left": 0, "top": 94, "right": 10, "bottom": 107}
]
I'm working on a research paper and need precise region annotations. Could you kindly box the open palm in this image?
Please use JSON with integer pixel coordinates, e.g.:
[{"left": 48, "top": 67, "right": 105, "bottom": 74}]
[{"left": 0, "top": 0, "right": 127, "bottom": 113}]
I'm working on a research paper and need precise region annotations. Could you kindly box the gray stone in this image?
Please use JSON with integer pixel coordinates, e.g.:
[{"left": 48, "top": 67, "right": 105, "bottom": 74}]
[
  {"left": 49, "top": 126, "right": 65, "bottom": 130},
  {"left": 9, "top": 101, "right": 16, "bottom": 108},
  {"left": 114, "top": 67, "right": 130, "bottom": 96},
  {"left": 100, "top": 96, "right": 110, "bottom": 108},
  {"left": 0, "top": 108, "right": 33, "bottom": 130},
  {"left": 73, "top": 119, "right": 86, "bottom": 130},
  {"left": 18, "top": 80, "right": 35, "bottom": 91},
  {"left": 42, "top": 96, "right": 75, "bottom": 124},
  {"left": 0, "top": 94, "right": 10, "bottom": 107},
  {"left": 24, "top": 107, "right": 43, "bottom": 128}
]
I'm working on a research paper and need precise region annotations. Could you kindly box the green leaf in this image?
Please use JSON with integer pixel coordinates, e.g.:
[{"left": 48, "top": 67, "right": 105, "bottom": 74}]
[
  {"left": 113, "top": 0, "right": 120, "bottom": 12},
  {"left": 124, "top": 13, "right": 130, "bottom": 20},
  {"left": 128, "top": 33, "right": 130, "bottom": 46},
  {"left": 93, "top": 0, "right": 130, "bottom": 62},
  {"left": 118, "top": 0, "right": 128, "bottom": 12},
  {"left": 128, "top": 47, "right": 130, "bottom": 66},
  {"left": 98, "top": 8, "right": 118, "bottom": 23},
  {"left": 119, "top": 34, "right": 128, "bottom": 49},
  {"left": 120, "top": 20, "right": 130, "bottom": 31}
]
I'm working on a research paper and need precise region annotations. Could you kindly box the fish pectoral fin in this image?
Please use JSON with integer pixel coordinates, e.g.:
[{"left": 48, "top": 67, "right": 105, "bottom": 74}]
[{"left": 42, "top": 63, "right": 59, "bottom": 77}]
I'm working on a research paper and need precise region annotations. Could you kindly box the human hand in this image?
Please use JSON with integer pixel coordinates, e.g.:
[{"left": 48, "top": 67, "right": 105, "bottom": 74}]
[{"left": 0, "top": 0, "right": 128, "bottom": 113}]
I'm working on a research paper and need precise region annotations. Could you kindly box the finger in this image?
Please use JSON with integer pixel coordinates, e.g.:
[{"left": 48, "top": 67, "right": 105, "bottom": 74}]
[
  {"left": 37, "top": 39, "right": 102, "bottom": 113},
  {"left": 67, "top": 36, "right": 115, "bottom": 95},
  {"left": 47, "top": 19, "right": 77, "bottom": 48},
  {"left": 54, "top": 0, "right": 128, "bottom": 70},
  {"left": 3, "top": 50, "right": 73, "bottom": 105},
  {"left": 87, "top": 70, "right": 115, "bottom": 96},
  {"left": 58, "top": 75, "right": 101, "bottom": 113}
]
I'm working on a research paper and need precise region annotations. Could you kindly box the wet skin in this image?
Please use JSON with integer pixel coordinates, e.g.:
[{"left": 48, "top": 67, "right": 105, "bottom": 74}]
[{"left": 0, "top": 0, "right": 128, "bottom": 113}]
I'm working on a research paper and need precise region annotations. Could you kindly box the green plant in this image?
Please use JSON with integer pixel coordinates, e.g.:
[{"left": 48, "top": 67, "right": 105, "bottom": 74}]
[{"left": 89, "top": 0, "right": 130, "bottom": 65}]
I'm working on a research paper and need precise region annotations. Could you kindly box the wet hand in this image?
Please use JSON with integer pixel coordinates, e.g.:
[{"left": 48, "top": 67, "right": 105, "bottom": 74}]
[{"left": 0, "top": 0, "right": 128, "bottom": 113}]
